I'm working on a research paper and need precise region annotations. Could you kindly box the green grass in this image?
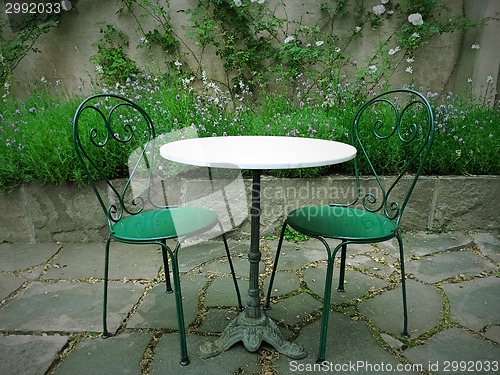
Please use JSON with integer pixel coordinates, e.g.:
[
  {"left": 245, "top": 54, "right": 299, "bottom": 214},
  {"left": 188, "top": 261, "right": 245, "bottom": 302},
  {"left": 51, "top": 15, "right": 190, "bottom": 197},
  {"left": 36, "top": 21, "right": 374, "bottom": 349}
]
[{"left": 0, "top": 74, "right": 499, "bottom": 190}]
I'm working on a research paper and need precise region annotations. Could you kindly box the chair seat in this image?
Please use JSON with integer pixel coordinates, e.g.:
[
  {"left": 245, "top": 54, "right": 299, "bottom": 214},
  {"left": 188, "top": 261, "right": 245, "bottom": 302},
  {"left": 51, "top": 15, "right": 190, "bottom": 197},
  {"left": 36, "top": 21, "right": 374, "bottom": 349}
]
[
  {"left": 111, "top": 207, "right": 218, "bottom": 242},
  {"left": 287, "top": 205, "right": 397, "bottom": 242}
]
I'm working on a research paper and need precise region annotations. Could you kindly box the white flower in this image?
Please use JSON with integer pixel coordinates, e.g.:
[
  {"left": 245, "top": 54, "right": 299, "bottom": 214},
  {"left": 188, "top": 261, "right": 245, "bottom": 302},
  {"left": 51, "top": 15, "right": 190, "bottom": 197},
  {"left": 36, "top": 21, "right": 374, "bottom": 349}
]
[
  {"left": 388, "top": 46, "right": 400, "bottom": 55},
  {"left": 405, "top": 66, "right": 413, "bottom": 73},
  {"left": 140, "top": 36, "right": 148, "bottom": 44},
  {"left": 412, "top": 32, "right": 420, "bottom": 38},
  {"left": 381, "top": 0, "right": 389, "bottom": 3},
  {"left": 406, "top": 57, "right": 414, "bottom": 63},
  {"left": 174, "top": 60, "right": 182, "bottom": 67},
  {"left": 367, "top": 65, "right": 377, "bottom": 74},
  {"left": 408, "top": 13, "right": 423, "bottom": 26},
  {"left": 335, "top": 47, "right": 341, "bottom": 53},
  {"left": 315, "top": 40, "right": 324, "bottom": 46},
  {"left": 471, "top": 44, "right": 480, "bottom": 50},
  {"left": 284, "top": 36, "right": 295, "bottom": 44},
  {"left": 258, "top": 0, "right": 265, "bottom": 3},
  {"left": 467, "top": 78, "right": 473, "bottom": 83},
  {"left": 233, "top": 0, "right": 242, "bottom": 6},
  {"left": 40, "top": 76, "right": 46, "bottom": 83},
  {"left": 373, "top": 4, "right": 386, "bottom": 15},
  {"left": 355, "top": 26, "right": 361, "bottom": 33},
  {"left": 486, "top": 75, "right": 493, "bottom": 83},
  {"left": 95, "top": 65, "right": 103, "bottom": 73}
]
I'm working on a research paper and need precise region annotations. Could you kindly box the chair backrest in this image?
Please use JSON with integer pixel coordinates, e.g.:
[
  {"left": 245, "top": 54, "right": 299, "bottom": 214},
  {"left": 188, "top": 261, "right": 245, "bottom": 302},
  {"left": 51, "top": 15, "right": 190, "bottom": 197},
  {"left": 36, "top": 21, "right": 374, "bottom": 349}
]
[
  {"left": 349, "top": 89, "right": 434, "bottom": 227},
  {"left": 72, "top": 94, "right": 163, "bottom": 230}
]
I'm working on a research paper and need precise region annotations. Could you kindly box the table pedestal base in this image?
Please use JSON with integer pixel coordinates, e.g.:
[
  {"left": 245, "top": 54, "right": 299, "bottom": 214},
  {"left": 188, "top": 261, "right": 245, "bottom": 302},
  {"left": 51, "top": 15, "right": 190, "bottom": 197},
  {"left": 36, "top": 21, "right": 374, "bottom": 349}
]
[{"left": 199, "top": 313, "right": 306, "bottom": 359}]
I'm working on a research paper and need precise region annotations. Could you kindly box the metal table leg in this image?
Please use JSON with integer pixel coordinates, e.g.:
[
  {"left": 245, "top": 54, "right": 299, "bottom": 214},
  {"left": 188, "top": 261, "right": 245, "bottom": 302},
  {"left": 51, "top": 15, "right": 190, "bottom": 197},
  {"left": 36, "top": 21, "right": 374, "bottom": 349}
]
[{"left": 199, "top": 169, "right": 306, "bottom": 359}]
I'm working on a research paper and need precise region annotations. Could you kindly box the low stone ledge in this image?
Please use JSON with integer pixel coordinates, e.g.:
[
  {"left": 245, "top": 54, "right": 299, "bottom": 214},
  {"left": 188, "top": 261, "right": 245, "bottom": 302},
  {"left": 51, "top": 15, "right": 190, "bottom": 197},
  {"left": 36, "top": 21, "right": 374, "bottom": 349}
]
[{"left": 0, "top": 175, "right": 498, "bottom": 243}]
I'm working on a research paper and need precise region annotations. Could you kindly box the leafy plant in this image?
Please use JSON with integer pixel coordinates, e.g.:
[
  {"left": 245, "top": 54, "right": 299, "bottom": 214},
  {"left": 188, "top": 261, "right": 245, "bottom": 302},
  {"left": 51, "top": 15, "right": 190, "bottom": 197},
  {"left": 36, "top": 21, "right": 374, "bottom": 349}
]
[{"left": 90, "top": 24, "right": 140, "bottom": 86}]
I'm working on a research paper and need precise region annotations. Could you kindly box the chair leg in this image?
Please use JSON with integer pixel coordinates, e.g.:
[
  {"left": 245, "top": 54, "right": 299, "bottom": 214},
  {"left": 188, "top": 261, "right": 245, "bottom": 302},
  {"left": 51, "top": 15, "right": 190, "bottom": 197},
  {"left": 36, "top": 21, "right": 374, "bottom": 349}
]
[
  {"left": 219, "top": 222, "right": 244, "bottom": 311},
  {"left": 264, "top": 222, "right": 288, "bottom": 310},
  {"left": 337, "top": 243, "right": 347, "bottom": 292},
  {"left": 160, "top": 239, "right": 173, "bottom": 294},
  {"left": 165, "top": 241, "right": 190, "bottom": 366},
  {"left": 396, "top": 233, "right": 409, "bottom": 337},
  {"left": 316, "top": 240, "right": 344, "bottom": 364},
  {"left": 102, "top": 238, "right": 112, "bottom": 338}
]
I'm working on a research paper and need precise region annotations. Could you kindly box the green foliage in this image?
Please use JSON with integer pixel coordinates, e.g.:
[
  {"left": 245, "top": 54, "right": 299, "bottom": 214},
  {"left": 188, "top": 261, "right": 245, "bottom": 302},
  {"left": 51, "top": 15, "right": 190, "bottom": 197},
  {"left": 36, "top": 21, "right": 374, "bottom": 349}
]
[
  {"left": 0, "top": 72, "right": 498, "bottom": 190},
  {"left": 90, "top": 24, "right": 140, "bottom": 86},
  {"left": 0, "top": 11, "right": 60, "bottom": 86}
]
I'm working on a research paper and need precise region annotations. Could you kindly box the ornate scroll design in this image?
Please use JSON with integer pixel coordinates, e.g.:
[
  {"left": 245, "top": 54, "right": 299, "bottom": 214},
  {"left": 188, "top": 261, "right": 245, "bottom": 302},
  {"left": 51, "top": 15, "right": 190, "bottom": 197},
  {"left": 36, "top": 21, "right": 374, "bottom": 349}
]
[{"left": 73, "top": 94, "right": 155, "bottom": 225}]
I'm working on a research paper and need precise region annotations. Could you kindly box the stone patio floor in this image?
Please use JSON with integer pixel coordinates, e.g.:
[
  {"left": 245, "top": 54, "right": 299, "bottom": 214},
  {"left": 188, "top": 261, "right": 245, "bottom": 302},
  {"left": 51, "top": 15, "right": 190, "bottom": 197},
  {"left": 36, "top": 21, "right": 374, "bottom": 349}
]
[{"left": 0, "top": 231, "right": 499, "bottom": 375}]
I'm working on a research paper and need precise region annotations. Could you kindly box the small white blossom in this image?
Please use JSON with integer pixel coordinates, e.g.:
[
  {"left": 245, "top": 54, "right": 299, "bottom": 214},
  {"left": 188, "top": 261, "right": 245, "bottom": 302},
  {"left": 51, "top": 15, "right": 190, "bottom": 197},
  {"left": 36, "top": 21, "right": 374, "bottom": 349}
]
[
  {"left": 355, "top": 26, "right": 361, "bottom": 33},
  {"left": 381, "top": 0, "right": 389, "bottom": 4},
  {"left": 335, "top": 47, "right": 341, "bottom": 53},
  {"left": 406, "top": 57, "right": 414, "bottom": 63},
  {"left": 140, "top": 36, "right": 148, "bottom": 44},
  {"left": 412, "top": 32, "right": 420, "bottom": 38},
  {"left": 258, "top": 0, "right": 265, "bottom": 3},
  {"left": 471, "top": 44, "right": 480, "bottom": 50},
  {"left": 284, "top": 36, "right": 295, "bottom": 44},
  {"left": 95, "top": 65, "right": 103, "bottom": 73},
  {"left": 373, "top": 4, "right": 386, "bottom": 15},
  {"left": 233, "top": 0, "right": 242, "bottom": 6},
  {"left": 174, "top": 60, "right": 182, "bottom": 67},
  {"left": 388, "top": 46, "right": 400, "bottom": 55},
  {"left": 367, "top": 65, "right": 377, "bottom": 74},
  {"left": 40, "top": 76, "right": 46, "bottom": 83},
  {"left": 315, "top": 41, "right": 324, "bottom": 46},
  {"left": 405, "top": 66, "right": 413, "bottom": 73},
  {"left": 486, "top": 75, "right": 493, "bottom": 83},
  {"left": 467, "top": 78, "right": 472, "bottom": 83},
  {"left": 408, "top": 13, "right": 423, "bottom": 26}
]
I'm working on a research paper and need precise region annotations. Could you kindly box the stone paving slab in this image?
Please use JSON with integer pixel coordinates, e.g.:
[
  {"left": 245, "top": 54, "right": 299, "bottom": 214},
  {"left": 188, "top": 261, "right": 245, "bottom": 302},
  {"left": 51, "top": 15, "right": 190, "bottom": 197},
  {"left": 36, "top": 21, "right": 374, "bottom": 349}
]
[
  {"left": 443, "top": 276, "right": 500, "bottom": 331},
  {"left": 272, "top": 312, "right": 419, "bottom": 374},
  {"left": 177, "top": 240, "right": 250, "bottom": 273},
  {"left": 152, "top": 333, "right": 261, "bottom": 375},
  {"left": 128, "top": 275, "right": 206, "bottom": 329},
  {"left": 403, "top": 327, "right": 500, "bottom": 375},
  {"left": 0, "top": 274, "right": 27, "bottom": 301},
  {"left": 0, "top": 232, "right": 498, "bottom": 375},
  {"left": 43, "top": 243, "right": 162, "bottom": 280},
  {"left": 0, "top": 243, "right": 60, "bottom": 272},
  {"left": 0, "top": 334, "right": 68, "bottom": 375},
  {"left": 402, "top": 232, "right": 474, "bottom": 257},
  {"left": 406, "top": 249, "right": 497, "bottom": 283},
  {"left": 358, "top": 279, "right": 443, "bottom": 337},
  {"left": 263, "top": 271, "right": 301, "bottom": 298},
  {"left": 203, "top": 277, "right": 248, "bottom": 308},
  {"left": 53, "top": 331, "right": 151, "bottom": 375},
  {"left": 0, "top": 281, "right": 144, "bottom": 333},
  {"left": 303, "top": 265, "right": 389, "bottom": 303},
  {"left": 266, "top": 292, "right": 323, "bottom": 325},
  {"left": 473, "top": 232, "right": 500, "bottom": 263}
]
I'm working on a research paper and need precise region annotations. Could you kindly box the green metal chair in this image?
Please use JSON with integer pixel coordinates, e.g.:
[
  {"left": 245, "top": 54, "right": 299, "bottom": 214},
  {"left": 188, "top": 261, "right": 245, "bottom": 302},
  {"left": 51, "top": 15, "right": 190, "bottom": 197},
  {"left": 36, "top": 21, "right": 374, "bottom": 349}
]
[
  {"left": 264, "top": 89, "right": 434, "bottom": 363},
  {"left": 72, "top": 94, "right": 243, "bottom": 366}
]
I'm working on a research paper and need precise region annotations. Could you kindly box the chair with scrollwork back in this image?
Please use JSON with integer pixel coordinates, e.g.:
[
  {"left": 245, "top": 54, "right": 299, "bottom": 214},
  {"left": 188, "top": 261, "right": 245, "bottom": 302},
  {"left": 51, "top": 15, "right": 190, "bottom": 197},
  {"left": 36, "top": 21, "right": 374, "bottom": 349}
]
[
  {"left": 72, "top": 94, "right": 243, "bottom": 366},
  {"left": 264, "top": 89, "right": 434, "bottom": 363}
]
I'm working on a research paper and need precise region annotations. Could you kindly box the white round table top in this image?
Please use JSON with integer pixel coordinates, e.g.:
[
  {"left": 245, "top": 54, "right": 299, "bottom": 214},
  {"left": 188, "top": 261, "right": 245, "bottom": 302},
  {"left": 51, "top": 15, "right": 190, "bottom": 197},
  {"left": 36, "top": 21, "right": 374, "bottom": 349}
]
[{"left": 159, "top": 135, "right": 356, "bottom": 170}]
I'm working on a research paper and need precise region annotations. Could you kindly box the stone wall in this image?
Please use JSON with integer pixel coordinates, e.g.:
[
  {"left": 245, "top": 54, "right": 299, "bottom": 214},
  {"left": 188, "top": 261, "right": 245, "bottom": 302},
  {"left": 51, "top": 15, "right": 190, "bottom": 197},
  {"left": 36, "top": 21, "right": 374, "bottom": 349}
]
[
  {"left": 1, "top": 175, "right": 498, "bottom": 243},
  {"left": 2, "top": 0, "right": 499, "bottom": 102}
]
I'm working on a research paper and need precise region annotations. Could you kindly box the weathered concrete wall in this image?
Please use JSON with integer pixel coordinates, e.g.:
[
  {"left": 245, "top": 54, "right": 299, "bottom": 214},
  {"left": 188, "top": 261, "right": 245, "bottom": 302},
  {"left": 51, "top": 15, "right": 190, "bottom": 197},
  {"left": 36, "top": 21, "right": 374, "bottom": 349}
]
[
  {"left": 1, "top": 175, "right": 498, "bottom": 243},
  {"left": 3, "top": 0, "right": 499, "bottom": 101}
]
